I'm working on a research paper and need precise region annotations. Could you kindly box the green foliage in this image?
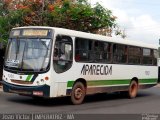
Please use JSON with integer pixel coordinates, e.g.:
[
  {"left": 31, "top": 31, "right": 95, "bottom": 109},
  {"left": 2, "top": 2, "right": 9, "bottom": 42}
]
[
  {"left": 0, "top": 7, "right": 28, "bottom": 44},
  {"left": 0, "top": 0, "right": 121, "bottom": 46},
  {"left": 0, "top": 16, "right": 9, "bottom": 43},
  {"left": 44, "top": 0, "right": 117, "bottom": 33}
]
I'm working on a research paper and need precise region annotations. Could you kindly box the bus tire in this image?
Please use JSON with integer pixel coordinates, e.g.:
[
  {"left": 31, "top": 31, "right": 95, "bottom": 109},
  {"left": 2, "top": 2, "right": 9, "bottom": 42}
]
[
  {"left": 128, "top": 80, "right": 138, "bottom": 99},
  {"left": 71, "top": 82, "right": 86, "bottom": 105}
]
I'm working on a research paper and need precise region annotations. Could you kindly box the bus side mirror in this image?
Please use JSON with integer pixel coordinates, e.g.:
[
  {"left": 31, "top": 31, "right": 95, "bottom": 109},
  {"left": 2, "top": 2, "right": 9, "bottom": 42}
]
[{"left": 56, "top": 35, "right": 62, "bottom": 40}]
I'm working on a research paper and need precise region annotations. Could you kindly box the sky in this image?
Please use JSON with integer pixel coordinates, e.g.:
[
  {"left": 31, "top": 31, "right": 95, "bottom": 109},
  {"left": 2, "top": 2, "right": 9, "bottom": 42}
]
[{"left": 90, "top": 0, "right": 160, "bottom": 45}]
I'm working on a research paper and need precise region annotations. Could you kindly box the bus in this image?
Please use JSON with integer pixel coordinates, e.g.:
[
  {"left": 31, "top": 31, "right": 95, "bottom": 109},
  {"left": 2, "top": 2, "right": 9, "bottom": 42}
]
[{"left": 2, "top": 26, "right": 158, "bottom": 105}]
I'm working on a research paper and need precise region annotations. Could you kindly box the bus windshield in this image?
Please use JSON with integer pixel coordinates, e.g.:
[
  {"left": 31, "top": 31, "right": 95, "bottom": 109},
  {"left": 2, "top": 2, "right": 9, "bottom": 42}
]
[{"left": 4, "top": 38, "right": 52, "bottom": 72}]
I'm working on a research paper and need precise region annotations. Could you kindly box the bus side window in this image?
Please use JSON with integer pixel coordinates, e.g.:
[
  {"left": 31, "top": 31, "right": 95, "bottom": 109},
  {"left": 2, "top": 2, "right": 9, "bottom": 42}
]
[
  {"left": 53, "top": 35, "right": 73, "bottom": 73},
  {"left": 153, "top": 50, "right": 158, "bottom": 65},
  {"left": 128, "top": 46, "right": 141, "bottom": 64},
  {"left": 113, "top": 44, "right": 127, "bottom": 63},
  {"left": 75, "top": 38, "right": 90, "bottom": 62},
  {"left": 93, "top": 41, "right": 99, "bottom": 62},
  {"left": 96, "top": 42, "right": 111, "bottom": 63},
  {"left": 142, "top": 48, "right": 153, "bottom": 65},
  {"left": 75, "top": 38, "right": 112, "bottom": 63}
]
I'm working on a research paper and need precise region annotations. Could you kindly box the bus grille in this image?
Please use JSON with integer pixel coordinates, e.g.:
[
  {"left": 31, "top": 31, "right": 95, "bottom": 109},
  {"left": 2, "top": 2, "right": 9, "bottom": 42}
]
[
  {"left": 9, "top": 89, "right": 32, "bottom": 95},
  {"left": 11, "top": 80, "right": 33, "bottom": 85}
]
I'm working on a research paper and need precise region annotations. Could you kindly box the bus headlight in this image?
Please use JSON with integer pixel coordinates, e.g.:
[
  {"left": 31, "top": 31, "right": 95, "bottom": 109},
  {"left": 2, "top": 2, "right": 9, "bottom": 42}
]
[
  {"left": 41, "top": 79, "right": 44, "bottom": 83},
  {"left": 45, "top": 76, "right": 49, "bottom": 81},
  {"left": 36, "top": 81, "right": 40, "bottom": 85}
]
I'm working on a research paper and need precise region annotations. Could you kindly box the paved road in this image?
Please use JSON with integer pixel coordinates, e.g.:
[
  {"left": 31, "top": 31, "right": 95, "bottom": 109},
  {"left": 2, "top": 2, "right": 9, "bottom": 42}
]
[{"left": 0, "top": 86, "right": 160, "bottom": 114}]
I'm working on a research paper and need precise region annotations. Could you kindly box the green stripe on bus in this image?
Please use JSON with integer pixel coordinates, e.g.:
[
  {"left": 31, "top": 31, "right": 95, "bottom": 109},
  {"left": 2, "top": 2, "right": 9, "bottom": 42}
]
[
  {"left": 67, "top": 78, "right": 157, "bottom": 88},
  {"left": 139, "top": 79, "right": 157, "bottom": 83},
  {"left": 87, "top": 80, "right": 130, "bottom": 86},
  {"left": 26, "top": 75, "right": 32, "bottom": 81},
  {"left": 67, "top": 81, "right": 74, "bottom": 88}
]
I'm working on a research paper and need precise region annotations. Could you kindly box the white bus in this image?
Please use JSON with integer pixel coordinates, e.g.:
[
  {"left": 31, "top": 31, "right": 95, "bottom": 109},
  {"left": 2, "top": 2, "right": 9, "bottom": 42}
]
[{"left": 2, "top": 26, "right": 158, "bottom": 105}]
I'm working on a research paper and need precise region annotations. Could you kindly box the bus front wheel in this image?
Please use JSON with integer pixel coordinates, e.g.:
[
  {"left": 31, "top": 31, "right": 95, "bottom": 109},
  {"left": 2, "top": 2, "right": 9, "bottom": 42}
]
[
  {"left": 128, "top": 80, "right": 138, "bottom": 98},
  {"left": 71, "top": 82, "right": 86, "bottom": 105}
]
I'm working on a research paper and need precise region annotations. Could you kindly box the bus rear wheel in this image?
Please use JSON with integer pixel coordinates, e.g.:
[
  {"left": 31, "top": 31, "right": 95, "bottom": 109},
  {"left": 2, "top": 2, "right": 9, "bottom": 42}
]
[
  {"left": 71, "top": 82, "right": 86, "bottom": 105},
  {"left": 128, "top": 80, "right": 138, "bottom": 98}
]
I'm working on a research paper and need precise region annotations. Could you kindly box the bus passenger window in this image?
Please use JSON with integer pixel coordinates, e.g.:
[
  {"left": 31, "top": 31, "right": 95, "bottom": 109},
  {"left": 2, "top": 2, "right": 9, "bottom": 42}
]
[
  {"left": 153, "top": 50, "right": 158, "bottom": 65},
  {"left": 75, "top": 38, "right": 90, "bottom": 62},
  {"left": 113, "top": 44, "right": 127, "bottom": 63},
  {"left": 103, "top": 42, "right": 111, "bottom": 63},
  {"left": 142, "top": 48, "right": 153, "bottom": 65},
  {"left": 128, "top": 46, "right": 141, "bottom": 64},
  {"left": 92, "top": 41, "right": 100, "bottom": 61},
  {"left": 75, "top": 38, "right": 112, "bottom": 63}
]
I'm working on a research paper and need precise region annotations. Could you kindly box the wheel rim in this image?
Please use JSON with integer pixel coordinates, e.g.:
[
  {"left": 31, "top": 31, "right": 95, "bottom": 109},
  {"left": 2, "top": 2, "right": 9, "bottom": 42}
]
[{"left": 74, "top": 87, "right": 83, "bottom": 100}]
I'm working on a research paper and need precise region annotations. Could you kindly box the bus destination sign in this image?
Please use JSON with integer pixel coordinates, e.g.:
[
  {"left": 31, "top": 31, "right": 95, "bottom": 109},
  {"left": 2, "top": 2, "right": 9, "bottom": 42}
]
[
  {"left": 11, "top": 29, "right": 50, "bottom": 37},
  {"left": 22, "top": 29, "right": 49, "bottom": 36}
]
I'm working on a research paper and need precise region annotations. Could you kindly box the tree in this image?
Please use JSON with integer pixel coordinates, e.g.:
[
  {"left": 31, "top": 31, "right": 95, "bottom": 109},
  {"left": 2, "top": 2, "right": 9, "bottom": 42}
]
[
  {"left": 44, "top": 0, "right": 117, "bottom": 35},
  {"left": 0, "top": 0, "right": 124, "bottom": 45}
]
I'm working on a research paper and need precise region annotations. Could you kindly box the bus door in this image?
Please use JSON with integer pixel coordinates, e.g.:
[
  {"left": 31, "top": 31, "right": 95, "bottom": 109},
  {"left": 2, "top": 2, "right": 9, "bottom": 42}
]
[{"left": 53, "top": 35, "right": 73, "bottom": 73}]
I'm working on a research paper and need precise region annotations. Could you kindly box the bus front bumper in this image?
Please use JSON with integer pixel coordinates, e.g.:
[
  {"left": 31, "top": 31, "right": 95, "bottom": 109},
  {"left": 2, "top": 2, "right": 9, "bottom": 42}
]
[{"left": 1, "top": 80, "right": 50, "bottom": 98}]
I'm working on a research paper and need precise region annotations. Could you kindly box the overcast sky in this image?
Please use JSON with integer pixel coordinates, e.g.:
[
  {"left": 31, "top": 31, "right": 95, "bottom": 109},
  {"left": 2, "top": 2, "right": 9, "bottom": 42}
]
[{"left": 90, "top": 0, "right": 160, "bottom": 45}]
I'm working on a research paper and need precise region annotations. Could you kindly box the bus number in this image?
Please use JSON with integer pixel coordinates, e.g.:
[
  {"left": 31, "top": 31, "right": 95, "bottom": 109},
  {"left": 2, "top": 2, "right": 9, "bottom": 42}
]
[
  {"left": 145, "top": 71, "right": 150, "bottom": 76},
  {"left": 8, "top": 74, "right": 14, "bottom": 79}
]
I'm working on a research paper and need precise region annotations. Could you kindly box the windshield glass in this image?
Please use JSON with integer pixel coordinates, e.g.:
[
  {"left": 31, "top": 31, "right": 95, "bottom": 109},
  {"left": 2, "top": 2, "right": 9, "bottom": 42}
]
[{"left": 4, "top": 38, "right": 52, "bottom": 72}]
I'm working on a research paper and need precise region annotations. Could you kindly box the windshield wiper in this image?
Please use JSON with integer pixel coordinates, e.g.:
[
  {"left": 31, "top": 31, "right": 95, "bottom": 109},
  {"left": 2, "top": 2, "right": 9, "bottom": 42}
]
[
  {"left": 39, "top": 38, "right": 49, "bottom": 50},
  {"left": 20, "top": 41, "right": 26, "bottom": 71},
  {"left": 15, "top": 37, "right": 20, "bottom": 60},
  {"left": 38, "top": 38, "right": 51, "bottom": 71}
]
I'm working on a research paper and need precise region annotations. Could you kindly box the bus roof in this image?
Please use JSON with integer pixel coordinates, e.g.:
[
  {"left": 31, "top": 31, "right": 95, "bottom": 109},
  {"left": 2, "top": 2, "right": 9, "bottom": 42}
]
[{"left": 13, "top": 26, "right": 158, "bottom": 49}]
